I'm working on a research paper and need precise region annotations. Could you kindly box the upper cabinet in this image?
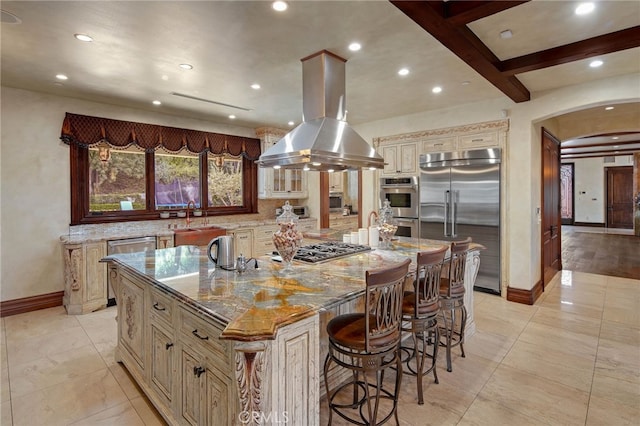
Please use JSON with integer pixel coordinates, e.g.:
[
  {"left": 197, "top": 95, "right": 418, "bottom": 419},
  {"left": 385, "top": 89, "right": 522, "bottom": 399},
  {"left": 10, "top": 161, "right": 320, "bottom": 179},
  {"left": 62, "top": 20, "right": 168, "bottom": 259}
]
[
  {"left": 379, "top": 142, "right": 418, "bottom": 176},
  {"left": 256, "top": 127, "right": 308, "bottom": 199},
  {"left": 329, "top": 172, "right": 344, "bottom": 192}
]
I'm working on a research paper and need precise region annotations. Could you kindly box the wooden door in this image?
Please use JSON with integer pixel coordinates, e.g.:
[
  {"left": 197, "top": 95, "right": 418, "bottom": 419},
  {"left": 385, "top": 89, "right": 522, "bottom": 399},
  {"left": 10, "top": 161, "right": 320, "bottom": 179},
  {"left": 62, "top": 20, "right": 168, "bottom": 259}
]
[
  {"left": 607, "top": 166, "right": 634, "bottom": 228},
  {"left": 541, "top": 129, "right": 562, "bottom": 288}
]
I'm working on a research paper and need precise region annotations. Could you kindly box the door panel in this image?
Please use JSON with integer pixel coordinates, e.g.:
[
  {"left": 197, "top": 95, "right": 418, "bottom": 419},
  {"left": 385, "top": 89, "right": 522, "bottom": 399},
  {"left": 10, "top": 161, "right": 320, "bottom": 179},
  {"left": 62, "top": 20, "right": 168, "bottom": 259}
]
[
  {"left": 419, "top": 166, "right": 450, "bottom": 237},
  {"left": 607, "top": 167, "right": 633, "bottom": 228},
  {"left": 542, "top": 130, "right": 561, "bottom": 288}
]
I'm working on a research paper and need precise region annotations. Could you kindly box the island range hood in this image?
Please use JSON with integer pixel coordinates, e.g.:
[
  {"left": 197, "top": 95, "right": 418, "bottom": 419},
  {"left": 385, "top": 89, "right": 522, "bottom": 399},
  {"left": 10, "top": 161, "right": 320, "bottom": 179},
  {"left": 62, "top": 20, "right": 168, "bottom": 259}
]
[{"left": 257, "top": 50, "right": 385, "bottom": 171}]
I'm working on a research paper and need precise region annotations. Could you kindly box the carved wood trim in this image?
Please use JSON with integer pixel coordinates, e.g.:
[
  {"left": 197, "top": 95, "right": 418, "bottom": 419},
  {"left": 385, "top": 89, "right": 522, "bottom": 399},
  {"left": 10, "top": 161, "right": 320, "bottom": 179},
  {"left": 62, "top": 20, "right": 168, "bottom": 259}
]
[
  {"left": 375, "top": 119, "right": 509, "bottom": 145},
  {"left": 506, "top": 280, "right": 543, "bottom": 305},
  {"left": 234, "top": 343, "right": 267, "bottom": 425},
  {"left": 0, "top": 291, "right": 64, "bottom": 317}
]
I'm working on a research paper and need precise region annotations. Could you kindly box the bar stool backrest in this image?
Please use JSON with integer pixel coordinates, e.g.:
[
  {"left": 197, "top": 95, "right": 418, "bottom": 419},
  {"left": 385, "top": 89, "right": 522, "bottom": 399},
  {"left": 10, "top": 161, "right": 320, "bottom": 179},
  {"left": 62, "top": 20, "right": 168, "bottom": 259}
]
[
  {"left": 364, "top": 258, "right": 411, "bottom": 353},
  {"left": 444, "top": 237, "right": 472, "bottom": 298},
  {"left": 414, "top": 246, "right": 448, "bottom": 316}
]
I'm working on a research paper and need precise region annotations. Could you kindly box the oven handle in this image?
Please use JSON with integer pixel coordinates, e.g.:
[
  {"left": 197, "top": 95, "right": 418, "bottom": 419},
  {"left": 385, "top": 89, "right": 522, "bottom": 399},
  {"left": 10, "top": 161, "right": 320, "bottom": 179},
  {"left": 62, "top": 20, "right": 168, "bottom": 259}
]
[{"left": 380, "top": 184, "right": 418, "bottom": 190}]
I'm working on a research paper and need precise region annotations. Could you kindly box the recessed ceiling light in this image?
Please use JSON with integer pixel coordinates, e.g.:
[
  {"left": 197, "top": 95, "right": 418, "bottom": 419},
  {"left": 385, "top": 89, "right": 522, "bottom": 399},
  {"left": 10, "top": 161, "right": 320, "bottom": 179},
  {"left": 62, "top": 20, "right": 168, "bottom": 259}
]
[
  {"left": 273, "top": 165, "right": 282, "bottom": 169},
  {"left": 161, "top": 75, "right": 169, "bottom": 81},
  {"left": 614, "top": 145, "right": 620, "bottom": 148},
  {"left": 605, "top": 106, "right": 614, "bottom": 110},
  {"left": 250, "top": 83, "right": 261, "bottom": 90},
  {"left": 272, "top": 1, "right": 287, "bottom": 12},
  {"left": 398, "top": 68, "right": 410, "bottom": 76},
  {"left": 228, "top": 115, "right": 236, "bottom": 119},
  {"left": 462, "top": 81, "right": 470, "bottom": 86},
  {"left": 575, "top": 2, "right": 595, "bottom": 15},
  {"left": 312, "top": 162, "right": 322, "bottom": 166},
  {"left": 303, "top": 165, "right": 310, "bottom": 171},
  {"left": 56, "top": 74, "right": 68, "bottom": 80},
  {"left": 152, "top": 100, "right": 162, "bottom": 105},
  {"left": 74, "top": 33, "right": 93, "bottom": 42},
  {"left": 589, "top": 60, "right": 603, "bottom": 68},
  {"left": 179, "top": 63, "right": 193, "bottom": 70},
  {"left": 288, "top": 121, "right": 295, "bottom": 126},
  {"left": 348, "top": 42, "right": 361, "bottom": 52},
  {"left": 499, "top": 29, "right": 512, "bottom": 39},
  {"left": 432, "top": 86, "right": 442, "bottom": 94},
  {"left": 612, "top": 136, "right": 619, "bottom": 140},
  {"left": 327, "top": 169, "right": 335, "bottom": 173}
]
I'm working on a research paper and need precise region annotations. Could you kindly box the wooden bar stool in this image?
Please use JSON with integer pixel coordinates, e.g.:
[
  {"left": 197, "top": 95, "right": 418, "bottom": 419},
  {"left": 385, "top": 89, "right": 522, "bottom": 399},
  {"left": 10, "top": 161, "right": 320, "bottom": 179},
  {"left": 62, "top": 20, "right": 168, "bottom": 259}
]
[
  {"left": 324, "top": 258, "right": 410, "bottom": 426},
  {"left": 439, "top": 237, "right": 472, "bottom": 373},
  {"left": 399, "top": 246, "right": 447, "bottom": 404}
]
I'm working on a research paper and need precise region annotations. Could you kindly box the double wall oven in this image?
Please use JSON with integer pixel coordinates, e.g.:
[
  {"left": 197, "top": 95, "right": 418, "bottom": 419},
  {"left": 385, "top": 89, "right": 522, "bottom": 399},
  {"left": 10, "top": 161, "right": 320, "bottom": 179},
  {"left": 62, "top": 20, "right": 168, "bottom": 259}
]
[{"left": 379, "top": 176, "right": 419, "bottom": 238}]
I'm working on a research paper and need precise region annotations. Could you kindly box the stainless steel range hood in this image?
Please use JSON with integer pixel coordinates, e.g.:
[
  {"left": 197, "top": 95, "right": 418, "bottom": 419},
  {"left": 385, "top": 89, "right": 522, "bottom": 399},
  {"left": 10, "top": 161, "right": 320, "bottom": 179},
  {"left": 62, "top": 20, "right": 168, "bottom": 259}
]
[{"left": 257, "top": 50, "right": 384, "bottom": 171}]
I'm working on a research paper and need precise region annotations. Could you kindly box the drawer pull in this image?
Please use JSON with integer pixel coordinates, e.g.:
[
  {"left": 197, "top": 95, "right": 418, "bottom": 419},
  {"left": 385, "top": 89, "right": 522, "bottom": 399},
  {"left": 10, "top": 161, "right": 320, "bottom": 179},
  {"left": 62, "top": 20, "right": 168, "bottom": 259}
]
[
  {"left": 434, "top": 143, "right": 443, "bottom": 146},
  {"left": 165, "top": 342, "right": 174, "bottom": 350},
  {"left": 153, "top": 302, "right": 166, "bottom": 311},
  {"left": 194, "top": 366, "right": 205, "bottom": 377},
  {"left": 192, "top": 329, "right": 209, "bottom": 340}
]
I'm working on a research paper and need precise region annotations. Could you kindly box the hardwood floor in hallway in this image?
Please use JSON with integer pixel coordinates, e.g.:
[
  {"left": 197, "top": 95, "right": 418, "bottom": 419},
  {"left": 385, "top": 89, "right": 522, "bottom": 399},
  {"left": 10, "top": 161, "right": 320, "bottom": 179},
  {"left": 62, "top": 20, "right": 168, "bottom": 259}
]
[{"left": 562, "top": 226, "right": 640, "bottom": 280}]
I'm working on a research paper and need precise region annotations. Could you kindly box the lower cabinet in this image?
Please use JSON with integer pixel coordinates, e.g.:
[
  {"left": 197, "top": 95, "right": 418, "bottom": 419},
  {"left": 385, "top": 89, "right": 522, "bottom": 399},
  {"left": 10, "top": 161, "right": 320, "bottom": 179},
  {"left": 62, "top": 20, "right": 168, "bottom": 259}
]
[{"left": 115, "top": 272, "right": 238, "bottom": 426}]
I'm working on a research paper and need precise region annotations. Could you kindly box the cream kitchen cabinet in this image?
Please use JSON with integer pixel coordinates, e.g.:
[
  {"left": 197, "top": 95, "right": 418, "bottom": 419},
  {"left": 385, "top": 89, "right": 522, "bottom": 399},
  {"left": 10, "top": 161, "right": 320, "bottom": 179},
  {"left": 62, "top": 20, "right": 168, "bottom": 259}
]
[
  {"left": 177, "top": 306, "right": 237, "bottom": 426},
  {"left": 232, "top": 228, "right": 253, "bottom": 258},
  {"left": 62, "top": 241, "right": 107, "bottom": 314},
  {"left": 380, "top": 142, "right": 418, "bottom": 176},
  {"left": 422, "top": 136, "right": 457, "bottom": 154},
  {"left": 116, "top": 269, "right": 146, "bottom": 380},
  {"left": 253, "top": 223, "right": 280, "bottom": 257},
  {"left": 156, "top": 235, "right": 174, "bottom": 249},
  {"left": 258, "top": 167, "right": 308, "bottom": 199},
  {"left": 329, "top": 172, "right": 344, "bottom": 192}
]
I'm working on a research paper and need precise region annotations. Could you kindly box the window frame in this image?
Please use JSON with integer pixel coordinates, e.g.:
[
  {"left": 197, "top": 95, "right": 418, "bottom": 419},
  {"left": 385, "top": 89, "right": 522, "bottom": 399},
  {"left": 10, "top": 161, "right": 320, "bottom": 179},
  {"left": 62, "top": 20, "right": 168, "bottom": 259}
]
[{"left": 70, "top": 143, "right": 258, "bottom": 225}]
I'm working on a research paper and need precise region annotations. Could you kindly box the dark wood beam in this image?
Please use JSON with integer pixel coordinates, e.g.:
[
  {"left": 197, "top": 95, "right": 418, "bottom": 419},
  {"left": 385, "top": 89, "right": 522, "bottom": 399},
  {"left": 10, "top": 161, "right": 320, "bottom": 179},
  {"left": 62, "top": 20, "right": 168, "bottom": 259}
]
[
  {"left": 500, "top": 26, "right": 640, "bottom": 76},
  {"left": 390, "top": 0, "right": 531, "bottom": 102},
  {"left": 441, "top": 1, "right": 531, "bottom": 26}
]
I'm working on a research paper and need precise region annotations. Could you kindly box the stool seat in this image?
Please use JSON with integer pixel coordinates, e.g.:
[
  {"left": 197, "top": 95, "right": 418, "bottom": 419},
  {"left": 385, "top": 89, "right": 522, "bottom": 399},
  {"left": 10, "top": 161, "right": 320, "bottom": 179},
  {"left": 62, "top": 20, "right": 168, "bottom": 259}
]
[
  {"left": 402, "top": 291, "right": 439, "bottom": 316},
  {"left": 327, "top": 313, "right": 401, "bottom": 353}
]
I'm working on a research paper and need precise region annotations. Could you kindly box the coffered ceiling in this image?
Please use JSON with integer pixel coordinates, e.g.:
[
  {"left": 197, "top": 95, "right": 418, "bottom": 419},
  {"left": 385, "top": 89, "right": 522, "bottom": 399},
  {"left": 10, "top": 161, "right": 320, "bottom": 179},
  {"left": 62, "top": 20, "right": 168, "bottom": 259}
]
[{"left": 1, "top": 1, "right": 639, "bottom": 159}]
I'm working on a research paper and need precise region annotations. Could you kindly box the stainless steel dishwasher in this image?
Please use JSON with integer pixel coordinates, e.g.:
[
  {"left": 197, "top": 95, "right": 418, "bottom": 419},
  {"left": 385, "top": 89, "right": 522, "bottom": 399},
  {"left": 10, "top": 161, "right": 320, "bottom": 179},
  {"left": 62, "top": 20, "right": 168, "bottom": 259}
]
[{"left": 107, "top": 236, "right": 156, "bottom": 305}]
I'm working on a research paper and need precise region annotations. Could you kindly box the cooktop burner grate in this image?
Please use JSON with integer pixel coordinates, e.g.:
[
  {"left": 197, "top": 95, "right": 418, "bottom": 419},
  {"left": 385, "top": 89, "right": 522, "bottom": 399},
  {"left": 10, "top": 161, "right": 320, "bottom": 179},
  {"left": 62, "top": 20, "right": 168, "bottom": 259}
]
[{"left": 293, "top": 241, "right": 371, "bottom": 263}]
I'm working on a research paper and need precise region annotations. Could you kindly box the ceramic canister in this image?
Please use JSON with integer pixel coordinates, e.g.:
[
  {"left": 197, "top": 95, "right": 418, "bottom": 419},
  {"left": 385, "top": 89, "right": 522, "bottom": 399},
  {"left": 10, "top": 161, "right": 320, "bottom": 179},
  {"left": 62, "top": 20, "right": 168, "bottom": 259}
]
[{"left": 358, "top": 228, "right": 368, "bottom": 245}]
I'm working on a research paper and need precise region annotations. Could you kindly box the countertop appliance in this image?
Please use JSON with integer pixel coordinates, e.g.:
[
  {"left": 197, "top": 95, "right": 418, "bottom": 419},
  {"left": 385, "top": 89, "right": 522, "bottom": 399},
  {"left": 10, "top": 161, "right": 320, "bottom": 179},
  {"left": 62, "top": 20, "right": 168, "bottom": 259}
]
[
  {"left": 329, "top": 192, "right": 344, "bottom": 213},
  {"left": 419, "top": 148, "right": 501, "bottom": 294},
  {"left": 107, "top": 236, "right": 157, "bottom": 305},
  {"left": 380, "top": 176, "right": 419, "bottom": 238}
]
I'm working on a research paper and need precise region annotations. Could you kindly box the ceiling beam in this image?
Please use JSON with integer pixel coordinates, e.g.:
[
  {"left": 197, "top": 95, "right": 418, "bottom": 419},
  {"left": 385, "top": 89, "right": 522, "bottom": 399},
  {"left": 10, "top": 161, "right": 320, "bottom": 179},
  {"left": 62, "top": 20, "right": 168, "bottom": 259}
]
[
  {"left": 500, "top": 26, "right": 640, "bottom": 75},
  {"left": 441, "top": 1, "right": 531, "bottom": 26},
  {"left": 562, "top": 140, "right": 640, "bottom": 150},
  {"left": 390, "top": 0, "right": 531, "bottom": 103}
]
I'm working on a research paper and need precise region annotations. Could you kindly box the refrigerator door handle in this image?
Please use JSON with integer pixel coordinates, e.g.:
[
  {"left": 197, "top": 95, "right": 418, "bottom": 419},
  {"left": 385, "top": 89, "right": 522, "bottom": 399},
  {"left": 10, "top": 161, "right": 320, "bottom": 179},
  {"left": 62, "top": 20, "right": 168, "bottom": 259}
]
[
  {"left": 444, "top": 190, "right": 450, "bottom": 237},
  {"left": 451, "top": 190, "right": 457, "bottom": 237}
]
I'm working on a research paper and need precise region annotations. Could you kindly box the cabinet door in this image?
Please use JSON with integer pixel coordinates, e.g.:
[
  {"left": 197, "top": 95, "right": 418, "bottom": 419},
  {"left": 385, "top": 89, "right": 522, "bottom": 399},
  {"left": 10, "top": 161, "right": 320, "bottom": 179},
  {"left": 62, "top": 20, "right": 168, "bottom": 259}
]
[
  {"left": 422, "top": 137, "right": 456, "bottom": 153},
  {"left": 150, "top": 323, "right": 175, "bottom": 406},
  {"left": 180, "top": 345, "right": 203, "bottom": 426},
  {"left": 458, "top": 132, "right": 499, "bottom": 149},
  {"left": 399, "top": 143, "right": 417, "bottom": 174},
  {"left": 203, "top": 367, "right": 234, "bottom": 426},
  {"left": 118, "top": 273, "right": 145, "bottom": 371},
  {"left": 234, "top": 229, "right": 253, "bottom": 258},
  {"left": 329, "top": 172, "right": 343, "bottom": 192},
  {"left": 84, "top": 242, "right": 107, "bottom": 303},
  {"left": 381, "top": 145, "right": 398, "bottom": 175}
]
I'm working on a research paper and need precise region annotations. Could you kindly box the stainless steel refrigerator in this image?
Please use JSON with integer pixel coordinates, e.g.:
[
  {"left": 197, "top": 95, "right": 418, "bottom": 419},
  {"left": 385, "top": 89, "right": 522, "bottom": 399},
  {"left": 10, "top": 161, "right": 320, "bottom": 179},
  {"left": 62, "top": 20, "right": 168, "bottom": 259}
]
[{"left": 419, "top": 148, "right": 501, "bottom": 294}]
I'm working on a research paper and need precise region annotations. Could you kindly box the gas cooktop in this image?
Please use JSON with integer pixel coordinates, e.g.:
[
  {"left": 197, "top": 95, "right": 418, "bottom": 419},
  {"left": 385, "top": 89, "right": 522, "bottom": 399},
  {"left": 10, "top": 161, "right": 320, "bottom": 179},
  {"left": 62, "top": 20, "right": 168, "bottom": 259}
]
[{"left": 293, "top": 241, "right": 371, "bottom": 263}]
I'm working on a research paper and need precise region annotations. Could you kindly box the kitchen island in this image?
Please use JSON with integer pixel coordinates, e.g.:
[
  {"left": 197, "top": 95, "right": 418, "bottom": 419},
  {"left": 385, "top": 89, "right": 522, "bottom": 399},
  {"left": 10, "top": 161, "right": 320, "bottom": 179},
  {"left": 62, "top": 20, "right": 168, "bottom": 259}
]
[{"left": 102, "top": 237, "right": 481, "bottom": 425}]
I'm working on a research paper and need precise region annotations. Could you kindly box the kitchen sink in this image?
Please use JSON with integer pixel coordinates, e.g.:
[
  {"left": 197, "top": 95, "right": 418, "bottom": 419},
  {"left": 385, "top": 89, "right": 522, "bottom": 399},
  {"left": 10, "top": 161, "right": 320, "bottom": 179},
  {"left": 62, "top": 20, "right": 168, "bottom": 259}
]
[{"left": 174, "top": 226, "right": 226, "bottom": 247}]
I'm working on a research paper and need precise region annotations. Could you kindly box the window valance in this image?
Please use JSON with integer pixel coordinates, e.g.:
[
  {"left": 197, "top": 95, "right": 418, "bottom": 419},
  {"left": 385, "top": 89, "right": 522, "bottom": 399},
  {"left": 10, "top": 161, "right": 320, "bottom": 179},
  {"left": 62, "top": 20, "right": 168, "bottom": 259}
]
[{"left": 60, "top": 112, "right": 261, "bottom": 159}]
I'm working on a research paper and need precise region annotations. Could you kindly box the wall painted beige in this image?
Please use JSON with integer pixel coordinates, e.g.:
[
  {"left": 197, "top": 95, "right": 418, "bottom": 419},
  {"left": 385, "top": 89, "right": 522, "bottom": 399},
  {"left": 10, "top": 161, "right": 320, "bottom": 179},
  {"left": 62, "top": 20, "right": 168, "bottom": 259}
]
[
  {"left": 0, "top": 86, "right": 257, "bottom": 302},
  {"left": 356, "top": 72, "right": 640, "bottom": 293}
]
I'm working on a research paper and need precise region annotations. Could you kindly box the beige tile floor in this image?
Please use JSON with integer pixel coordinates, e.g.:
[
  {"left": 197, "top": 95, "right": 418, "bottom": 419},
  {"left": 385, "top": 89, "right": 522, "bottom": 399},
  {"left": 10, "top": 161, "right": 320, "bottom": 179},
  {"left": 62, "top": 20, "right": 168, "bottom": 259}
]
[{"left": 1, "top": 270, "right": 639, "bottom": 425}]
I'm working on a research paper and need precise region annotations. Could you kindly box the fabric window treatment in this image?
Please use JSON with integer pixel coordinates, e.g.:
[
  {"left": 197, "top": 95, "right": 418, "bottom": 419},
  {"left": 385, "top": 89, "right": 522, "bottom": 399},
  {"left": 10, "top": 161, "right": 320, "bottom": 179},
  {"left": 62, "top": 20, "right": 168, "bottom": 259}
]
[{"left": 60, "top": 112, "right": 261, "bottom": 159}]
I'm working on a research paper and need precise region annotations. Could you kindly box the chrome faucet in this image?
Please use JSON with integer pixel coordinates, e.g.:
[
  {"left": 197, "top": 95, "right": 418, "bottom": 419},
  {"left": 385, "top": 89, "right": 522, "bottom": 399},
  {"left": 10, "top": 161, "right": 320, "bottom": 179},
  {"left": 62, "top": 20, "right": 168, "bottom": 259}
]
[{"left": 186, "top": 200, "right": 196, "bottom": 227}]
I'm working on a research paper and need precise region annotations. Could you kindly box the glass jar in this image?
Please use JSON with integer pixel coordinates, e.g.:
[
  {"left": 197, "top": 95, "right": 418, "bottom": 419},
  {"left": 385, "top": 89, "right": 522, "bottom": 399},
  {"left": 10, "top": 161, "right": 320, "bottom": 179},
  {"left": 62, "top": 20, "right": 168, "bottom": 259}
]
[
  {"left": 377, "top": 200, "right": 398, "bottom": 249},
  {"left": 273, "top": 201, "right": 304, "bottom": 271}
]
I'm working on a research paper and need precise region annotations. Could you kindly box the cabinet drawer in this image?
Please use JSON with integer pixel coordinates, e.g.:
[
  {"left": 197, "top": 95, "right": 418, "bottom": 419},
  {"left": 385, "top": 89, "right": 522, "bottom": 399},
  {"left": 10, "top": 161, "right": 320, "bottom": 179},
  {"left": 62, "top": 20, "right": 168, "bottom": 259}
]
[
  {"left": 458, "top": 132, "right": 498, "bottom": 149},
  {"left": 254, "top": 239, "right": 276, "bottom": 256},
  {"left": 422, "top": 137, "right": 456, "bottom": 153},
  {"left": 150, "top": 286, "right": 174, "bottom": 325},
  {"left": 254, "top": 226, "right": 278, "bottom": 241},
  {"left": 179, "top": 308, "right": 230, "bottom": 369}
]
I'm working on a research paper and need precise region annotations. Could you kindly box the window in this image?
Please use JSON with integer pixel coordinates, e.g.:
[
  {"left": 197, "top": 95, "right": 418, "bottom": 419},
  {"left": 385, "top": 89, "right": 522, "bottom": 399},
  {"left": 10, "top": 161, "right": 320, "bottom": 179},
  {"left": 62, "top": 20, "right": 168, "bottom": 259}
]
[{"left": 72, "top": 145, "right": 257, "bottom": 224}]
